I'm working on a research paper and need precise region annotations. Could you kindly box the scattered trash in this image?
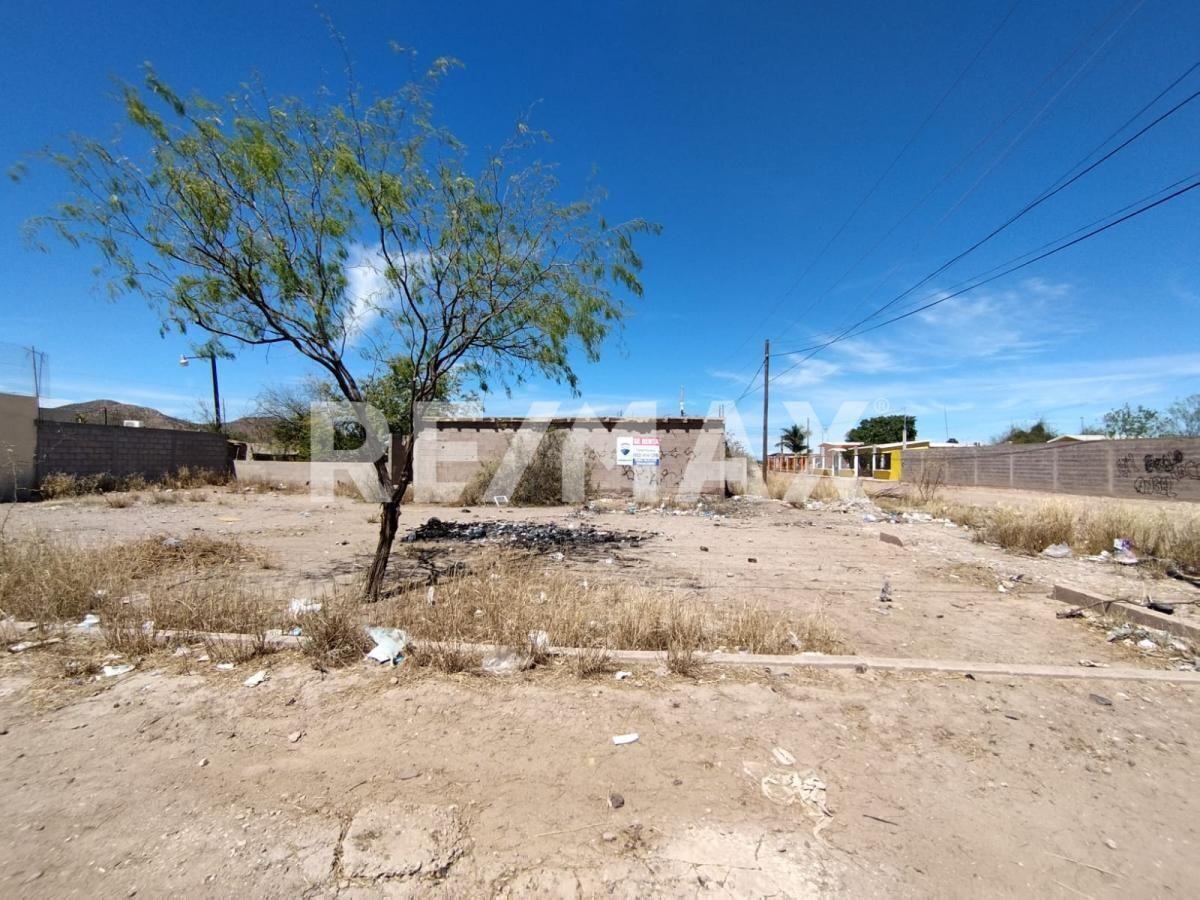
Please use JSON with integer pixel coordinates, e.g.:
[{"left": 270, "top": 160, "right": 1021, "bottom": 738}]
[
  {"left": 1148, "top": 601, "right": 1175, "bottom": 615},
  {"left": 747, "top": 557, "right": 758, "bottom": 563},
  {"left": 772, "top": 747, "right": 796, "bottom": 766},
  {"left": 161, "top": 537, "right": 183, "bottom": 549},
  {"left": 700, "top": 546, "right": 709, "bottom": 552},
  {"left": 1106, "top": 624, "right": 1135, "bottom": 642},
  {"left": 612, "top": 733, "right": 640, "bottom": 745},
  {"left": 481, "top": 648, "right": 532, "bottom": 675},
  {"left": 878, "top": 577, "right": 893, "bottom": 603},
  {"left": 8, "top": 638, "right": 62, "bottom": 653},
  {"left": 172, "top": 646, "right": 191, "bottom": 657},
  {"left": 1089, "top": 693, "right": 1113, "bottom": 707},
  {"left": 879, "top": 533, "right": 904, "bottom": 548},
  {"left": 602, "top": 831, "right": 617, "bottom": 842},
  {"left": 1113, "top": 538, "right": 1138, "bottom": 565},
  {"left": 77, "top": 614, "right": 101, "bottom": 630},
  {"left": 288, "top": 731, "right": 303, "bottom": 743},
  {"left": 287, "top": 598, "right": 322, "bottom": 617},
  {"left": 1077, "top": 659, "right": 1107, "bottom": 668},
  {"left": 100, "top": 664, "right": 135, "bottom": 678},
  {"left": 198, "top": 757, "right": 209, "bottom": 767},
  {"left": 614, "top": 671, "right": 632, "bottom": 681},
  {"left": 1136, "top": 638, "right": 1158, "bottom": 651},
  {"left": 550, "top": 551, "right": 565, "bottom": 562},
  {"left": 426, "top": 585, "right": 436, "bottom": 607},
  {"left": 1056, "top": 608, "right": 1085, "bottom": 619},
  {"left": 365, "top": 627, "right": 410, "bottom": 665},
  {"left": 493, "top": 495, "right": 510, "bottom": 507},
  {"left": 608, "top": 792, "right": 625, "bottom": 809},
  {"left": 528, "top": 630, "right": 550, "bottom": 652},
  {"left": 1041, "top": 543, "right": 1072, "bottom": 558},
  {"left": 1103, "top": 838, "right": 1117, "bottom": 850},
  {"left": 404, "top": 517, "right": 645, "bottom": 550},
  {"left": 243, "top": 670, "right": 268, "bottom": 687}
]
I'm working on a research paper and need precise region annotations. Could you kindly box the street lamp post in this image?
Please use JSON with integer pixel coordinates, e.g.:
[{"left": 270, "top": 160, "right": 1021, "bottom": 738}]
[{"left": 179, "top": 352, "right": 222, "bottom": 430}]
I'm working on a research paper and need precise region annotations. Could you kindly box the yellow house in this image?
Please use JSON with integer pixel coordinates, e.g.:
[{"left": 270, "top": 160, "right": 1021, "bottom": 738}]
[{"left": 850, "top": 440, "right": 963, "bottom": 481}]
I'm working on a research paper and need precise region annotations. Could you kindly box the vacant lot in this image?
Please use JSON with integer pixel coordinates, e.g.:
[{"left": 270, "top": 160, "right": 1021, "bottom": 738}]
[{"left": 1, "top": 488, "right": 1198, "bottom": 897}]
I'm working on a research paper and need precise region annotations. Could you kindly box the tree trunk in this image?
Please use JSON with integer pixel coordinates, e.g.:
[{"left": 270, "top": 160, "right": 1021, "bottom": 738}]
[{"left": 363, "top": 437, "right": 415, "bottom": 602}]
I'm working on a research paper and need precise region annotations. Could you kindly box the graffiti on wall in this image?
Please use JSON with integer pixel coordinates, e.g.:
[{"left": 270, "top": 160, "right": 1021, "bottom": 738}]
[{"left": 1116, "top": 449, "right": 1200, "bottom": 498}]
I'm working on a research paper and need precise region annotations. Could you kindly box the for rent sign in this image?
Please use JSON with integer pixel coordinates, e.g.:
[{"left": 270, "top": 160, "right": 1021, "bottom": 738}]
[{"left": 616, "top": 435, "right": 661, "bottom": 466}]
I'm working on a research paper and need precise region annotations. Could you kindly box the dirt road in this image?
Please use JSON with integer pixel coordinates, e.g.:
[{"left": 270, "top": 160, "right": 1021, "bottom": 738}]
[{"left": 2, "top": 490, "right": 1198, "bottom": 896}]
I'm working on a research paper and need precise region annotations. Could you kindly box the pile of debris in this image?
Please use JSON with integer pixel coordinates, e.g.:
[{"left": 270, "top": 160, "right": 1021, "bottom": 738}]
[
  {"left": 1106, "top": 623, "right": 1199, "bottom": 670},
  {"left": 403, "top": 517, "right": 647, "bottom": 549}
]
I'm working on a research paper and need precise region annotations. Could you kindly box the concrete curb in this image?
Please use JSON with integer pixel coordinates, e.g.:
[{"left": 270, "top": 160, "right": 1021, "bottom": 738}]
[
  {"left": 14, "top": 623, "right": 1200, "bottom": 686},
  {"left": 1052, "top": 583, "right": 1200, "bottom": 643}
]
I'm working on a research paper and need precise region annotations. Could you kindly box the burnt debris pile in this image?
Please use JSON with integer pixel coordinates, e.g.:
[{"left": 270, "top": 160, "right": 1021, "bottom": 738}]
[{"left": 403, "top": 517, "right": 647, "bottom": 549}]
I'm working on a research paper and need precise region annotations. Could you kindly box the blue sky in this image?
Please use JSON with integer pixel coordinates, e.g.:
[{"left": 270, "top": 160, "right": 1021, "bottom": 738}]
[{"left": 2, "top": 0, "right": 1198, "bottom": 445}]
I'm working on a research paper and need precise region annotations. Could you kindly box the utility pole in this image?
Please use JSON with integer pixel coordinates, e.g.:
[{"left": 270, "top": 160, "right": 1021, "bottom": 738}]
[
  {"left": 209, "top": 354, "right": 222, "bottom": 430},
  {"left": 761, "top": 339, "right": 770, "bottom": 478},
  {"left": 27, "top": 346, "right": 41, "bottom": 401}
]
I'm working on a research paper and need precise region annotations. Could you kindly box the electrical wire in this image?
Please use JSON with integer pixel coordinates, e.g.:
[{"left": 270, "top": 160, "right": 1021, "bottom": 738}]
[
  {"left": 759, "top": 177, "right": 1200, "bottom": 388},
  {"left": 764, "top": 0, "right": 1145, "bottom": 355},
  {"left": 717, "top": 0, "right": 1022, "bottom": 369}
]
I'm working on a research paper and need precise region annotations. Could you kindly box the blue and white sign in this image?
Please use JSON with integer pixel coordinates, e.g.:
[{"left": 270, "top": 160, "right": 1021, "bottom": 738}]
[{"left": 616, "top": 435, "right": 661, "bottom": 466}]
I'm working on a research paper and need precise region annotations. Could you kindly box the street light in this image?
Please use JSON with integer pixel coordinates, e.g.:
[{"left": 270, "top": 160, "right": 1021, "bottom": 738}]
[{"left": 179, "top": 352, "right": 222, "bottom": 430}]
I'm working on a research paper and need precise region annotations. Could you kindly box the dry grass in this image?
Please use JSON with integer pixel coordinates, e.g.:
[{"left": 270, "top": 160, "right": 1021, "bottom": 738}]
[
  {"left": 980, "top": 502, "right": 1200, "bottom": 569},
  {"left": 408, "top": 641, "right": 483, "bottom": 674},
  {"left": 459, "top": 430, "right": 592, "bottom": 506},
  {"left": 880, "top": 489, "right": 1200, "bottom": 570},
  {"left": 570, "top": 644, "right": 612, "bottom": 678},
  {"left": 298, "top": 594, "right": 371, "bottom": 667},
  {"left": 38, "top": 467, "right": 227, "bottom": 499},
  {"left": 333, "top": 481, "right": 368, "bottom": 502},
  {"left": 371, "top": 552, "right": 833, "bottom": 658},
  {"left": 233, "top": 476, "right": 309, "bottom": 494},
  {"left": 767, "top": 472, "right": 846, "bottom": 503},
  {"left": 0, "top": 531, "right": 277, "bottom": 655}
]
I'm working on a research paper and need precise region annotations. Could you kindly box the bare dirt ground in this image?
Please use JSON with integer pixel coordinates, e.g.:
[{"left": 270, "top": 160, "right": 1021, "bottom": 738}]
[{"left": 2, "top": 489, "right": 1199, "bottom": 897}]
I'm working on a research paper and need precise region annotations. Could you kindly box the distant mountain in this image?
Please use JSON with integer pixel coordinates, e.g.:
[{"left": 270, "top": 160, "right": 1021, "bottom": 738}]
[
  {"left": 39, "top": 400, "right": 198, "bottom": 431},
  {"left": 224, "top": 415, "right": 278, "bottom": 443}
]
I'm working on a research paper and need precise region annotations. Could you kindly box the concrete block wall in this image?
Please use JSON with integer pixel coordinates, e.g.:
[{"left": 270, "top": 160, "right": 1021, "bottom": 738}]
[
  {"left": 0, "top": 392, "right": 38, "bottom": 501},
  {"left": 35, "top": 420, "right": 231, "bottom": 483},
  {"left": 901, "top": 438, "right": 1200, "bottom": 502},
  {"left": 414, "top": 417, "right": 727, "bottom": 502},
  {"left": 234, "top": 459, "right": 385, "bottom": 499}
]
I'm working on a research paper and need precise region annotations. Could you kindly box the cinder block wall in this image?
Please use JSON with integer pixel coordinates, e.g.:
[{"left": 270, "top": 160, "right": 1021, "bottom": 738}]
[
  {"left": 901, "top": 438, "right": 1200, "bottom": 502},
  {"left": 414, "top": 417, "right": 727, "bottom": 502},
  {"left": 35, "top": 420, "right": 231, "bottom": 483},
  {"left": 0, "top": 392, "right": 38, "bottom": 501}
]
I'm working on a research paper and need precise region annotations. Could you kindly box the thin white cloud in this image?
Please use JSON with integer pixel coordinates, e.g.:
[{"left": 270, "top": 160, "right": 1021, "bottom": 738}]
[{"left": 342, "top": 242, "right": 431, "bottom": 344}]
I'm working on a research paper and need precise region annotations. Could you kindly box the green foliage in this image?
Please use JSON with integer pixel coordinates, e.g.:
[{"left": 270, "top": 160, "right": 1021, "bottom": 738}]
[
  {"left": 777, "top": 424, "right": 809, "bottom": 455},
  {"left": 361, "top": 357, "right": 459, "bottom": 435},
  {"left": 1101, "top": 404, "right": 1167, "bottom": 439},
  {"left": 29, "top": 59, "right": 657, "bottom": 411},
  {"left": 996, "top": 419, "right": 1059, "bottom": 444},
  {"left": 846, "top": 415, "right": 916, "bottom": 446},
  {"left": 1166, "top": 394, "right": 1200, "bottom": 437}
]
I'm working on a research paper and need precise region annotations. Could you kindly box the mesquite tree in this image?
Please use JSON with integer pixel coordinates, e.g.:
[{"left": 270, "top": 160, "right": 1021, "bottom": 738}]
[{"left": 31, "top": 61, "right": 655, "bottom": 599}]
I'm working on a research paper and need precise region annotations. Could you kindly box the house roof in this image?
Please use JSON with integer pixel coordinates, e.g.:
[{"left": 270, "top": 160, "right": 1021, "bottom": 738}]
[{"left": 1047, "top": 434, "right": 1108, "bottom": 444}]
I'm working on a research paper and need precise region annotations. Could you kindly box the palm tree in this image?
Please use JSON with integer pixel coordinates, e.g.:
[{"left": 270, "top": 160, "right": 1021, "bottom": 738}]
[{"left": 779, "top": 424, "right": 809, "bottom": 455}]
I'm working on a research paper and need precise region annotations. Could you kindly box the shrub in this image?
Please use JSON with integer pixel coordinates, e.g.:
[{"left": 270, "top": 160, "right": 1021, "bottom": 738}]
[{"left": 460, "top": 429, "right": 592, "bottom": 506}]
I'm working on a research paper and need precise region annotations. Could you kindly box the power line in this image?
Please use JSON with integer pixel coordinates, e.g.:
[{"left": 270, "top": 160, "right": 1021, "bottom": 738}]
[
  {"left": 717, "top": 0, "right": 1021, "bottom": 368},
  {"left": 766, "top": 62, "right": 1200, "bottom": 361},
  {"left": 768, "top": 166, "right": 1200, "bottom": 360},
  {"left": 735, "top": 356, "right": 766, "bottom": 403},
  {"left": 762, "top": 177, "right": 1200, "bottom": 387},
  {"left": 767, "top": 0, "right": 1145, "bottom": 354}
]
